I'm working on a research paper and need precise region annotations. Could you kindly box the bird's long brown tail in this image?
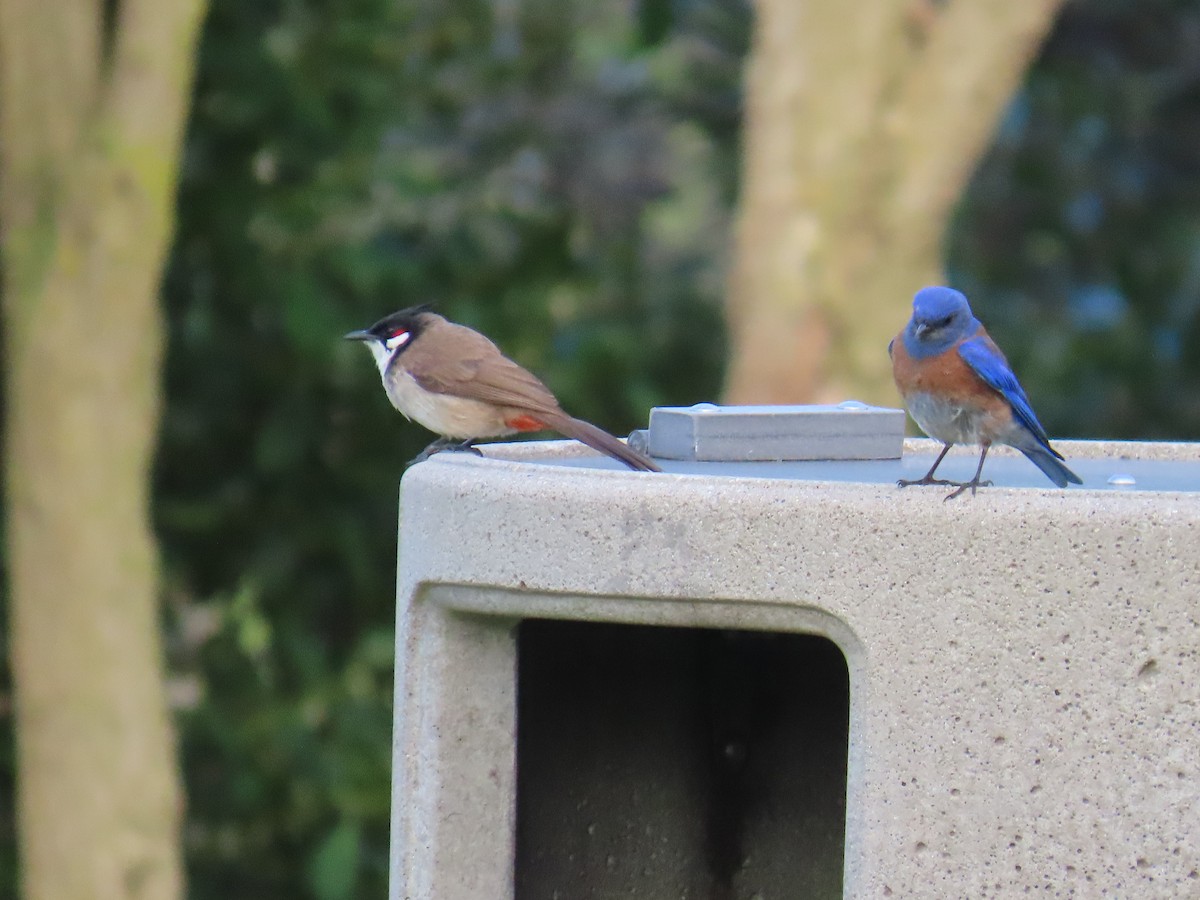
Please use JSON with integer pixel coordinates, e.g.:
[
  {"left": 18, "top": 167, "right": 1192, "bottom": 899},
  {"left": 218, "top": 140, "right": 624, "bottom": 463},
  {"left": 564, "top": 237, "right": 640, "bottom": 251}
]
[{"left": 539, "top": 411, "right": 660, "bottom": 472}]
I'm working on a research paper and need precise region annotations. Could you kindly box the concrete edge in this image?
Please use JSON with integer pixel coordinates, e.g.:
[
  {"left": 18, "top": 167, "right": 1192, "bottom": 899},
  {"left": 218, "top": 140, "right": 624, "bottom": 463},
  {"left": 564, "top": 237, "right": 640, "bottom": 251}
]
[{"left": 412, "top": 435, "right": 1200, "bottom": 465}]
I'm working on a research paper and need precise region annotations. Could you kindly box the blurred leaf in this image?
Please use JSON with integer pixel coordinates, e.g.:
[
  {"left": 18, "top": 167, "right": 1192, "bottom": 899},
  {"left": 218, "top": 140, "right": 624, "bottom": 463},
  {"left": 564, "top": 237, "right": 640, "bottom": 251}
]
[
  {"left": 307, "top": 819, "right": 361, "bottom": 900},
  {"left": 228, "top": 581, "right": 271, "bottom": 661}
]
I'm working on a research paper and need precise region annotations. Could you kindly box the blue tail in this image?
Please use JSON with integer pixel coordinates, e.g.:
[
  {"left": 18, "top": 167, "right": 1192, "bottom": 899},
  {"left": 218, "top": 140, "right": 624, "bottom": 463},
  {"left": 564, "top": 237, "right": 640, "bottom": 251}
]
[{"left": 1020, "top": 444, "right": 1082, "bottom": 488}]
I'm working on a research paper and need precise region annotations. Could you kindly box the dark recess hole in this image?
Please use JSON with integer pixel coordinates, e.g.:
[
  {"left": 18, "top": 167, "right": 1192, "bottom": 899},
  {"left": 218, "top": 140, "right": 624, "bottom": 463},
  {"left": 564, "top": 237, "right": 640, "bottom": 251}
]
[{"left": 515, "top": 620, "right": 849, "bottom": 900}]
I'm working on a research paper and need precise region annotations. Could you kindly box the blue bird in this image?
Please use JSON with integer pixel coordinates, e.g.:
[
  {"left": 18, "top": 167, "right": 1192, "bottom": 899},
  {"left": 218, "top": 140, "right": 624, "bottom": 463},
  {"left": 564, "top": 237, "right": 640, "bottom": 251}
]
[{"left": 889, "top": 286, "right": 1082, "bottom": 500}]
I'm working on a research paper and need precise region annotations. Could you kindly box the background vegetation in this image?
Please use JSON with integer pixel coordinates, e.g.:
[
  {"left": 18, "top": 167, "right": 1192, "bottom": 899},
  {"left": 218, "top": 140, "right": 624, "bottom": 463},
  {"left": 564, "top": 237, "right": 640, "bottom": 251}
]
[{"left": 3, "top": 0, "right": 1200, "bottom": 897}]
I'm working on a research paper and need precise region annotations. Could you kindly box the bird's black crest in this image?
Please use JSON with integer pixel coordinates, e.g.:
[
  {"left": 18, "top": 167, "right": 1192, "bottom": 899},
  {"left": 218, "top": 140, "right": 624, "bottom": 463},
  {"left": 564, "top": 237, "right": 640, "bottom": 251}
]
[{"left": 366, "top": 303, "right": 436, "bottom": 340}]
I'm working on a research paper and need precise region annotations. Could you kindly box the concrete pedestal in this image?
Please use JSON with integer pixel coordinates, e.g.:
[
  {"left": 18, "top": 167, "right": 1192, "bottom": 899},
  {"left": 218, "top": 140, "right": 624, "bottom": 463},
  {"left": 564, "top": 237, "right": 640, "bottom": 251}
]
[{"left": 389, "top": 438, "right": 1200, "bottom": 898}]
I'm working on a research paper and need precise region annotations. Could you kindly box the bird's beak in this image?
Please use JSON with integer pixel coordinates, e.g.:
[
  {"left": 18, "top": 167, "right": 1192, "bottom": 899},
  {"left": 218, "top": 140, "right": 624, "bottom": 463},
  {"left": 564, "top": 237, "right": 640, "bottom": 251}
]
[
  {"left": 913, "top": 322, "right": 929, "bottom": 339},
  {"left": 343, "top": 329, "right": 375, "bottom": 342}
]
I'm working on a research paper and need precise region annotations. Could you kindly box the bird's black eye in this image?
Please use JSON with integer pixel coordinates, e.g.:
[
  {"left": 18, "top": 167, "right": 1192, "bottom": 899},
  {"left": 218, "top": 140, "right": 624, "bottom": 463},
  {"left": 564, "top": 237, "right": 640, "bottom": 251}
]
[{"left": 927, "top": 315, "right": 953, "bottom": 331}]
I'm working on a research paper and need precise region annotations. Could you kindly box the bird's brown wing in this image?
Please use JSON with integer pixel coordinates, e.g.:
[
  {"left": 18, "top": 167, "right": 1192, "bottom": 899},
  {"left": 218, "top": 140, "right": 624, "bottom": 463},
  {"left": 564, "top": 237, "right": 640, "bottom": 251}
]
[{"left": 403, "top": 317, "right": 563, "bottom": 415}]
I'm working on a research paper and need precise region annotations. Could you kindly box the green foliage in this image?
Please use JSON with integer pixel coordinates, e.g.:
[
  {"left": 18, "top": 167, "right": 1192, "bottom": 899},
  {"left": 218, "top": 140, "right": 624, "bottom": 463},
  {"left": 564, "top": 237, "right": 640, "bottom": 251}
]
[{"left": 308, "top": 818, "right": 362, "bottom": 900}]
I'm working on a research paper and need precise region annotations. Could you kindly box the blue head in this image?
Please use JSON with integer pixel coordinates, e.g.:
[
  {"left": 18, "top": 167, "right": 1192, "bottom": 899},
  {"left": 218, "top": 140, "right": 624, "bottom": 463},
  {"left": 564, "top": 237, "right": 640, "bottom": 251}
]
[{"left": 901, "top": 286, "right": 980, "bottom": 359}]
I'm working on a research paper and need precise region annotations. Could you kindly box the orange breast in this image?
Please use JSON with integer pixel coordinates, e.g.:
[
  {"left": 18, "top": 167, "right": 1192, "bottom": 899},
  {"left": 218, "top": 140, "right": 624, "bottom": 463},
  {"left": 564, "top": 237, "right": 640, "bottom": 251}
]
[{"left": 892, "top": 336, "right": 993, "bottom": 405}]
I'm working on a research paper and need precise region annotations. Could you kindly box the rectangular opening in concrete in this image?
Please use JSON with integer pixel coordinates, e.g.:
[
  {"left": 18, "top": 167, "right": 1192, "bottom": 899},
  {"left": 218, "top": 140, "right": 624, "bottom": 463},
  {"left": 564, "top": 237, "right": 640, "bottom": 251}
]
[{"left": 514, "top": 620, "right": 849, "bottom": 900}]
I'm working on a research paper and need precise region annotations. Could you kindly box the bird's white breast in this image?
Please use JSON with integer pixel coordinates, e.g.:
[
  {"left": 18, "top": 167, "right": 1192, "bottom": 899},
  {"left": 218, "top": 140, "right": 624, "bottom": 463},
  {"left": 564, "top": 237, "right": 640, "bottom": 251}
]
[{"left": 383, "top": 367, "right": 514, "bottom": 440}]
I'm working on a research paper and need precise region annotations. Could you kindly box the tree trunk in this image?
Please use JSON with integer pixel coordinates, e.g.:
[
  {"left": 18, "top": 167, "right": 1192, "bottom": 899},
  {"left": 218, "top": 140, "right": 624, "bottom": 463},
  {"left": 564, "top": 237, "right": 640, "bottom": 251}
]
[
  {"left": 724, "top": 0, "right": 1066, "bottom": 405},
  {"left": 0, "top": 1, "right": 207, "bottom": 898}
]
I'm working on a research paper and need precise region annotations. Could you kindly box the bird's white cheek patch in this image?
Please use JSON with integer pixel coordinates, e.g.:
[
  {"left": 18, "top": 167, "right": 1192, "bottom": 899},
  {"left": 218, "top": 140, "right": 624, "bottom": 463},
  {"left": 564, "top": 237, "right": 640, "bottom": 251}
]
[
  {"left": 366, "top": 340, "right": 393, "bottom": 374},
  {"left": 385, "top": 330, "right": 411, "bottom": 352}
]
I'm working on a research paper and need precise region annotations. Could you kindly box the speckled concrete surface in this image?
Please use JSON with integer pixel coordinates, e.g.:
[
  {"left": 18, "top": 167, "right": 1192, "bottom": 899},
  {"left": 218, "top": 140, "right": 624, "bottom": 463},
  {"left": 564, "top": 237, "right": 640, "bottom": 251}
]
[{"left": 389, "top": 439, "right": 1200, "bottom": 898}]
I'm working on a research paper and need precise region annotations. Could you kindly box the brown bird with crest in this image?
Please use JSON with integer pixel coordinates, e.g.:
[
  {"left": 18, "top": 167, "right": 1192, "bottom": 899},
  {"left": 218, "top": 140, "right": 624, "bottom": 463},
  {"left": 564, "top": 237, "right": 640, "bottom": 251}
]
[{"left": 344, "top": 306, "right": 660, "bottom": 471}]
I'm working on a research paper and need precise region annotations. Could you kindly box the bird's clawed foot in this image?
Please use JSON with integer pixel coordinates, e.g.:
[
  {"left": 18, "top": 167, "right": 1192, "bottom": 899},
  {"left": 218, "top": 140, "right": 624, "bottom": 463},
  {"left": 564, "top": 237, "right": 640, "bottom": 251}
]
[
  {"left": 896, "top": 476, "right": 958, "bottom": 489},
  {"left": 407, "top": 440, "right": 448, "bottom": 466},
  {"left": 407, "top": 437, "right": 483, "bottom": 467},
  {"left": 897, "top": 444, "right": 956, "bottom": 491},
  {"left": 943, "top": 478, "right": 993, "bottom": 501}
]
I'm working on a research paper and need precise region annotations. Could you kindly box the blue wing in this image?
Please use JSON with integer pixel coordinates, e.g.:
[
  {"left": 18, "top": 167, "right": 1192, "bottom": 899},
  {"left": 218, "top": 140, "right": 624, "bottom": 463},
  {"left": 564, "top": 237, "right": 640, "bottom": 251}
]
[{"left": 957, "top": 336, "right": 1054, "bottom": 450}]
